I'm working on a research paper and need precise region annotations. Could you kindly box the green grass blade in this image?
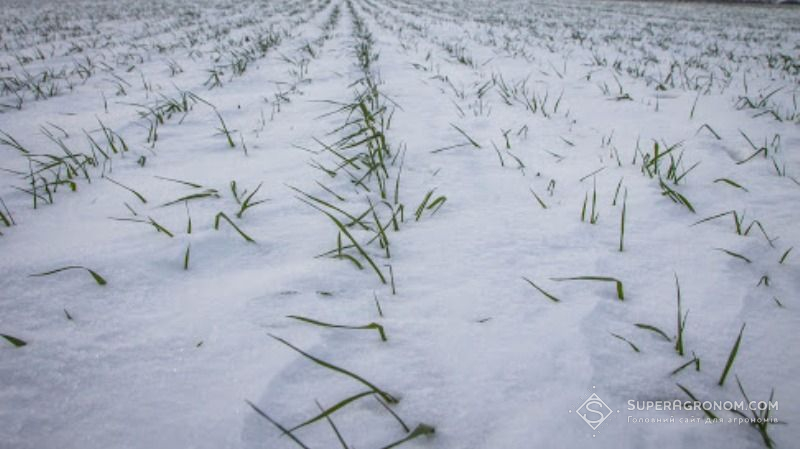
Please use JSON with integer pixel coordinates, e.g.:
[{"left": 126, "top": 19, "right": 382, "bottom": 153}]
[
  {"left": 214, "top": 212, "right": 255, "bottom": 243},
  {"left": 269, "top": 334, "right": 396, "bottom": 403},
  {"left": 551, "top": 276, "right": 624, "bottom": 300},
  {"left": 676, "top": 384, "right": 717, "bottom": 420},
  {"left": 288, "top": 391, "right": 373, "bottom": 432},
  {"left": 779, "top": 247, "right": 792, "bottom": 264},
  {"left": 106, "top": 176, "right": 147, "bottom": 204},
  {"left": 2, "top": 334, "right": 27, "bottom": 347},
  {"left": 718, "top": 323, "right": 746, "bottom": 386},
  {"left": 245, "top": 400, "right": 309, "bottom": 449},
  {"left": 450, "top": 123, "right": 481, "bottom": 148},
  {"left": 522, "top": 277, "right": 560, "bottom": 302},
  {"left": 713, "top": 178, "right": 748, "bottom": 192},
  {"left": 634, "top": 323, "right": 671, "bottom": 342},
  {"left": 30, "top": 265, "right": 107, "bottom": 285},
  {"left": 380, "top": 424, "right": 436, "bottom": 449},
  {"left": 610, "top": 333, "right": 640, "bottom": 352},
  {"left": 287, "top": 315, "right": 387, "bottom": 341},
  {"left": 714, "top": 248, "right": 751, "bottom": 263}
]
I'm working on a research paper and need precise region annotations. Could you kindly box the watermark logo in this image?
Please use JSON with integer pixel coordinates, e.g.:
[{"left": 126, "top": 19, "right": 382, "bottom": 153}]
[
  {"left": 576, "top": 393, "right": 613, "bottom": 430},
  {"left": 569, "top": 386, "right": 620, "bottom": 436}
]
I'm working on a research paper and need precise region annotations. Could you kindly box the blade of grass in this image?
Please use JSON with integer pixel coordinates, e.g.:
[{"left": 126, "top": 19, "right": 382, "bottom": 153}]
[
  {"left": 380, "top": 424, "right": 436, "bottom": 449},
  {"left": 551, "top": 276, "right": 624, "bottom": 300},
  {"left": 214, "top": 212, "right": 255, "bottom": 243},
  {"left": 522, "top": 277, "right": 560, "bottom": 302},
  {"left": 1, "top": 334, "right": 27, "bottom": 347},
  {"left": 269, "top": 334, "right": 396, "bottom": 403},
  {"left": 610, "top": 332, "right": 640, "bottom": 352},
  {"left": 30, "top": 266, "right": 106, "bottom": 285},
  {"left": 676, "top": 384, "right": 717, "bottom": 419},
  {"left": 718, "top": 323, "right": 746, "bottom": 386},
  {"left": 450, "top": 123, "right": 481, "bottom": 148},
  {"left": 713, "top": 178, "right": 748, "bottom": 192},
  {"left": 245, "top": 401, "right": 309, "bottom": 449},
  {"left": 714, "top": 248, "right": 751, "bottom": 263},
  {"left": 316, "top": 399, "right": 350, "bottom": 449},
  {"left": 288, "top": 391, "right": 373, "bottom": 432},
  {"left": 106, "top": 176, "right": 147, "bottom": 204},
  {"left": 287, "top": 315, "right": 387, "bottom": 341},
  {"left": 374, "top": 394, "right": 410, "bottom": 433},
  {"left": 634, "top": 323, "right": 671, "bottom": 342},
  {"left": 779, "top": 247, "right": 792, "bottom": 264},
  {"left": 529, "top": 188, "right": 548, "bottom": 209}
]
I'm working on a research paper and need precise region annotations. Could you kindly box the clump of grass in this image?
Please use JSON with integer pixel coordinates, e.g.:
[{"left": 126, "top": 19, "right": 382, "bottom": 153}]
[
  {"left": 287, "top": 315, "right": 387, "bottom": 341},
  {"left": 232, "top": 181, "right": 267, "bottom": 218},
  {"left": 551, "top": 276, "right": 624, "bottom": 300},
  {"left": 659, "top": 178, "right": 695, "bottom": 213},
  {"left": 269, "top": 334, "right": 397, "bottom": 403},
  {"left": 320, "top": 208, "right": 386, "bottom": 284},
  {"left": 30, "top": 266, "right": 106, "bottom": 285},
  {"left": 718, "top": 323, "right": 745, "bottom": 386}
]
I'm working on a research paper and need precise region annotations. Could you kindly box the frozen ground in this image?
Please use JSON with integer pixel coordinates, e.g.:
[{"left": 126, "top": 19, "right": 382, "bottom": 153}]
[{"left": 0, "top": 0, "right": 799, "bottom": 448}]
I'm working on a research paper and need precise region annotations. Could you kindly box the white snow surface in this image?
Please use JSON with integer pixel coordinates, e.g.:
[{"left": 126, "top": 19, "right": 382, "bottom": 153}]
[{"left": 0, "top": 0, "right": 799, "bottom": 448}]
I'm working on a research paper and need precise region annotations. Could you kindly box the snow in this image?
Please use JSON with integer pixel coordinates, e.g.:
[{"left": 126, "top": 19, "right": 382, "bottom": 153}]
[{"left": 1, "top": 0, "right": 799, "bottom": 448}]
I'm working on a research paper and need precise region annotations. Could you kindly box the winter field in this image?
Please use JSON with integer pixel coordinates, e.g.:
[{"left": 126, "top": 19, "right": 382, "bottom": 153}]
[{"left": 0, "top": 0, "right": 799, "bottom": 447}]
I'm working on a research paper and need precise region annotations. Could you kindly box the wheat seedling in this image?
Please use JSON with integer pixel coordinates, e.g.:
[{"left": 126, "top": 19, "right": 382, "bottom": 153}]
[
  {"left": 287, "top": 315, "right": 387, "bottom": 341},
  {"left": 30, "top": 266, "right": 107, "bottom": 285},
  {"left": 551, "top": 276, "right": 624, "bottom": 300},
  {"left": 269, "top": 334, "right": 397, "bottom": 403},
  {"left": 718, "top": 323, "right": 745, "bottom": 386}
]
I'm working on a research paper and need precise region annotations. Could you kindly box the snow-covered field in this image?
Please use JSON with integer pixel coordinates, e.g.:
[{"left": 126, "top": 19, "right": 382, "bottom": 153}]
[{"left": 1, "top": 0, "right": 799, "bottom": 447}]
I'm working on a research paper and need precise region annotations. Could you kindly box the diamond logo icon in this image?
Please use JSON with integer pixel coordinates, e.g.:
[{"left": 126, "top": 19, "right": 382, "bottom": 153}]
[{"left": 576, "top": 393, "right": 613, "bottom": 430}]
